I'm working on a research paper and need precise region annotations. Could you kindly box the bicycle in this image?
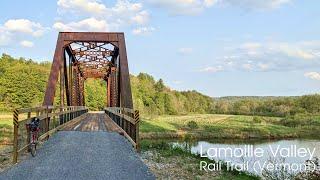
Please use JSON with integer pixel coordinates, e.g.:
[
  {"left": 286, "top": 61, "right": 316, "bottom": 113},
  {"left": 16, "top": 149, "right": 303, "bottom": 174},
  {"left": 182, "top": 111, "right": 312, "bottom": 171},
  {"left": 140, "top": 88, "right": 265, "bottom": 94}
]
[{"left": 26, "top": 118, "right": 40, "bottom": 157}]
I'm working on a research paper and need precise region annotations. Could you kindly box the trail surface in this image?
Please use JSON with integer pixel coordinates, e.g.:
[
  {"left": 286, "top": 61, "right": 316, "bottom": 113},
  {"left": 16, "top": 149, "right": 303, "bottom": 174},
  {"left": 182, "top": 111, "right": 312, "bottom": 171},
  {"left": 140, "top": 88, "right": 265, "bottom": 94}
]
[{"left": 0, "top": 131, "right": 154, "bottom": 180}]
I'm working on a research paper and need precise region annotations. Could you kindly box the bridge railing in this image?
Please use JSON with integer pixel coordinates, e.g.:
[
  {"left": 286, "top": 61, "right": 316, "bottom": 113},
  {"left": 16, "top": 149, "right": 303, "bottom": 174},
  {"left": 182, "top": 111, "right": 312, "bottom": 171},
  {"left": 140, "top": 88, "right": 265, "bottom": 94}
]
[
  {"left": 104, "top": 107, "right": 140, "bottom": 151},
  {"left": 12, "top": 106, "right": 88, "bottom": 163}
]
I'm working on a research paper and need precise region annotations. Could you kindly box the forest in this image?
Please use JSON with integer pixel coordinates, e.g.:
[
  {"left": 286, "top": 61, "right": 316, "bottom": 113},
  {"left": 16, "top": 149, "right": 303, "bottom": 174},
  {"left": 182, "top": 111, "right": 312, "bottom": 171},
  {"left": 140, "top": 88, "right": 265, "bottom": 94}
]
[
  {"left": 0, "top": 53, "right": 320, "bottom": 120},
  {"left": 0, "top": 54, "right": 213, "bottom": 115}
]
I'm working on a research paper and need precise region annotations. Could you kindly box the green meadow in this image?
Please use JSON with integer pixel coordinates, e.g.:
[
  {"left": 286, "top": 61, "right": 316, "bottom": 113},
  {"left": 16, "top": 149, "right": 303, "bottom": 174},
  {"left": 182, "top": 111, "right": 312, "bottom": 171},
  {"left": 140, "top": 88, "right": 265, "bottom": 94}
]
[
  {"left": 140, "top": 114, "right": 320, "bottom": 139},
  {"left": 0, "top": 114, "right": 12, "bottom": 145}
]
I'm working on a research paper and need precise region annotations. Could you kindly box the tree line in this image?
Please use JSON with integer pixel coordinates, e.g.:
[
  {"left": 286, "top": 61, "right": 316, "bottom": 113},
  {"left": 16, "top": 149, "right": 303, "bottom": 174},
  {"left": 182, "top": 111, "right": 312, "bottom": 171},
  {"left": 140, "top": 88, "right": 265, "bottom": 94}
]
[
  {"left": 0, "top": 54, "right": 213, "bottom": 115},
  {"left": 213, "top": 96, "right": 320, "bottom": 117},
  {"left": 0, "top": 54, "right": 319, "bottom": 118}
]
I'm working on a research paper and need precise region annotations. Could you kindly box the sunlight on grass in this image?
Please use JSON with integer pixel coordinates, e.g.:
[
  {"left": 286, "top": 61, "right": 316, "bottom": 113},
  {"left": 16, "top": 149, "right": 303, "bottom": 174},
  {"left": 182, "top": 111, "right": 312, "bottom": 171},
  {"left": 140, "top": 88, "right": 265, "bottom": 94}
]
[
  {"left": 0, "top": 113, "right": 13, "bottom": 144},
  {"left": 140, "top": 114, "right": 318, "bottom": 139},
  {"left": 0, "top": 113, "right": 13, "bottom": 127},
  {"left": 0, "top": 119, "right": 12, "bottom": 126},
  {"left": 0, "top": 114, "right": 12, "bottom": 128}
]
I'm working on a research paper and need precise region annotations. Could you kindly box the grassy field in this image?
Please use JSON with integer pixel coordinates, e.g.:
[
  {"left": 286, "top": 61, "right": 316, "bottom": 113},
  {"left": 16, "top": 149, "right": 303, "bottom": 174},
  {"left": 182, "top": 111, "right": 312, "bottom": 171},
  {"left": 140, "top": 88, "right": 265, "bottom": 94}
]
[
  {"left": 1, "top": 113, "right": 320, "bottom": 144},
  {"left": 140, "top": 114, "right": 320, "bottom": 139},
  {"left": 0, "top": 113, "right": 13, "bottom": 145}
]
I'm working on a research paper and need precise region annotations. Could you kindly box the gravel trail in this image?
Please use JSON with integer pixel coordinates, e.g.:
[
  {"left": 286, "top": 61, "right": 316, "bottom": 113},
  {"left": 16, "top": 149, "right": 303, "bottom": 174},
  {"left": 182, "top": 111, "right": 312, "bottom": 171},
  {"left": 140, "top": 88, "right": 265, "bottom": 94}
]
[{"left": 0, "top": 131, "right": 155, "bottom": 180}]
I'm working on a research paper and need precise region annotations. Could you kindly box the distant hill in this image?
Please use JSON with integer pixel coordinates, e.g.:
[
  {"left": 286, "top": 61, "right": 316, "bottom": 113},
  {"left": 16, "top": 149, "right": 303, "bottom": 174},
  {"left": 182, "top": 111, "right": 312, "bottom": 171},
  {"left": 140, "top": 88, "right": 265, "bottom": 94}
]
[
  {"left": 214, "top": 96, "right": 299, "bottom": 101},
  {"left": 212, "top": 94, "right": 320, "bottom": 117}
]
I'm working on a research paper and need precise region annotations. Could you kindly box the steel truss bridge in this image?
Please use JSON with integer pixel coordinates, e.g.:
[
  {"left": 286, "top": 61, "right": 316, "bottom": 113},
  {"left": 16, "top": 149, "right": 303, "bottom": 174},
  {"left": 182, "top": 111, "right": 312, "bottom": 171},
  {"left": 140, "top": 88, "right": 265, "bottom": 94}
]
[{"left": 3, "top": 32, "right": 153, "bottom": 179}]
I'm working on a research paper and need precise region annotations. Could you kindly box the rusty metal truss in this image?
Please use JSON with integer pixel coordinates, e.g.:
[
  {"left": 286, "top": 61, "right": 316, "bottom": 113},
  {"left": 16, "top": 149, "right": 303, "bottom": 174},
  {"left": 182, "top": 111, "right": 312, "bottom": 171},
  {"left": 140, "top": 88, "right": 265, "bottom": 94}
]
[{"left": 43, "top": 32, "right": 133, "bottom": 109}]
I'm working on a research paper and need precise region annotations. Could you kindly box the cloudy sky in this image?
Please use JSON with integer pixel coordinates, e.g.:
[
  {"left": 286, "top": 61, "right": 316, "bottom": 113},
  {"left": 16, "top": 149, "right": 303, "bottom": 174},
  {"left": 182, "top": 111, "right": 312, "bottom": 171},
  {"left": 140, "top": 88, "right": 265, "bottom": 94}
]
[{"left": 0, "top": 0, "right": 320, "bottom": 97}]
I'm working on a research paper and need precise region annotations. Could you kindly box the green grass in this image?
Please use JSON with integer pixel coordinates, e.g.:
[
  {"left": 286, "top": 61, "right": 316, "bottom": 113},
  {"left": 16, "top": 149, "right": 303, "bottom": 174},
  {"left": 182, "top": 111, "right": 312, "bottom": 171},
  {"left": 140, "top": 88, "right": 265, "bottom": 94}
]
[
  {"left": 0, "top": 119, "right": 12, "bottom": 126},
  {"left": 140, "top": 114, "right": 320, "bottom": 139},
  {"left": 0, "top": 113, "right": 13, "bottom": 144}
]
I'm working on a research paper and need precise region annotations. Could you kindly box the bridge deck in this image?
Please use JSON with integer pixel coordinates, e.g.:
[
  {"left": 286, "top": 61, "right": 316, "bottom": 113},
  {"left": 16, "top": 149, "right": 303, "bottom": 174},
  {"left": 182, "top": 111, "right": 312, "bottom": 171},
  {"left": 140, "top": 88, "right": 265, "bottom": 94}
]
[
  {"left": 0, "top": 114, "right": 154, "bottom": 180},
  {"left": 62, "top": 112, "right": 123, "bottom": 134}
]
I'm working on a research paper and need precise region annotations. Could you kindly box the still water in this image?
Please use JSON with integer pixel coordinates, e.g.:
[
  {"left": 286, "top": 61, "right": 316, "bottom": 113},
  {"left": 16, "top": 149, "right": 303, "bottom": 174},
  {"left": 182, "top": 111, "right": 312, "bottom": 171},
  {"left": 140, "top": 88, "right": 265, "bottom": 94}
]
[{"left": 171, "top": 139, "right": 320, "bottom": 175}]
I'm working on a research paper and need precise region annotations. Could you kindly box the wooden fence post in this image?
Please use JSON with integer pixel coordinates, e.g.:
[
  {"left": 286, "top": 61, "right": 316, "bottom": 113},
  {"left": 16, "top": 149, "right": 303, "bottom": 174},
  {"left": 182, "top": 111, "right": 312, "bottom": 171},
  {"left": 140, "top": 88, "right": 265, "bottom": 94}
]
[
  {"left": 134, "top": 110, "right": 140, "bottom": 152},
  {"left": 12, "top": 109, "right": 19, "bottom": 163},
  {"left": 26, "top": 112, "right": 31, "bottom": 152},
  {"left": 46, "top": 106, "right": 49, "bottom": 139}
]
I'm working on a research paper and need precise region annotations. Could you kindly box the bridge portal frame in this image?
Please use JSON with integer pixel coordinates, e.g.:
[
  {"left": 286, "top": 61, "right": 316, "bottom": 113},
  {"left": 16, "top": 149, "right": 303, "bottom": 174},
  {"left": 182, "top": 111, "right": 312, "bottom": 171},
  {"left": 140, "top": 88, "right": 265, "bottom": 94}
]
[{"left": 43, "top": 32, "right": 133, "bottom": 109}]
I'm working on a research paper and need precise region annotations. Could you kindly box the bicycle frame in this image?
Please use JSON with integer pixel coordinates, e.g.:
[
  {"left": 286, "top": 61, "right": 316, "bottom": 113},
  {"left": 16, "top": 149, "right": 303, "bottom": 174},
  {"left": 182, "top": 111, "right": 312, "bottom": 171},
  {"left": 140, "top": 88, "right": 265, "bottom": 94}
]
[
  {"left": 30, "top": 128, "right": 39, "bottom": 144},
  {"left": 26, "top": 123, "right": 40, "bottom": 156}
]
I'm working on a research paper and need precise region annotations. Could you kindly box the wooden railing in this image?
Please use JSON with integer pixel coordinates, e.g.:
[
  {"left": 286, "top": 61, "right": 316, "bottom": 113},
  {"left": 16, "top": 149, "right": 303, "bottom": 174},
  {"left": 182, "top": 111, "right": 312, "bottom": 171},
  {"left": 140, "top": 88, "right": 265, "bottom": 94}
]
[
  {"left": 104, "top": 107, "right": 140, "bottom": 151},
  {"left": 12, "top": 106, "right": 88, "bottom": 163}
]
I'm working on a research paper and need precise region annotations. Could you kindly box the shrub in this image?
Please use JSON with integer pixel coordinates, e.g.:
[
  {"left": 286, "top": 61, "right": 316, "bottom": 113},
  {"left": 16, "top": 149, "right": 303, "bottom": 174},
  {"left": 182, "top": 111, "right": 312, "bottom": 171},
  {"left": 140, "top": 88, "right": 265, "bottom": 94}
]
[
  {"left": 253, "top": 116, "right": 262, "bottom": 123},
  {"left": 187, "top": 121, "right": 198, "bottom": 130},
  {"left": 295, "top": 158, "right": 320, "bottom": 179},
  {"left": 280, "top": 113, "right": 320, "bottom": 127},
  {"left": 140, "top": 140, "right": 170, "bottom": 150}
]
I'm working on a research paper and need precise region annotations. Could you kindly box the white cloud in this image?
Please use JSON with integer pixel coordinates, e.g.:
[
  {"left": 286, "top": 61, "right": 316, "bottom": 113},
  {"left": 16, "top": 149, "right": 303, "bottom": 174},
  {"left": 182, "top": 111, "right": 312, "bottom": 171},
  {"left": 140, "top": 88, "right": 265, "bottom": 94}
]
[
  {"left": 53, "top": 18, "right": 110, "bottom": 32},
  {"left": 200, "top": 66, "right": 224, "bottom": 73},
  {"left": 147, "top": 0, "right": 291, "bottom": 15},
  {"left": 132, "top": 27, "right": 155, "bottom": 35},
  {"left": 241, "top": 42, "right": 263, "bottom": 57},
  {"left": 178, "top": 47, "right": 193, "bottom": 55},
  {"left": 131, "top": 10, "right": 150, "bottom": 25},
  {"left": 56, "top": 0, "right": 150, "bottom": 32},
  {"left": 242, "top": 63, "right": 253, "bottom": 70},
  {"left": 147, "top": 0, "right": 217, "bottom": 15},
  {"left": 111, "top": 0, "right": 143, "bottom": 16},
  {"left": 273, "top": 43, "right": 316, "bottom": 60},
  {"left": 111, "top": 0, "right": 151, "bottom": 26},
  {"left": 0, "top": 19, "right": 47, "bottom": 47},
  {"left": 304, "top": 72, "right": 320, "bottom": 81},
  {"left": 226, "top": 61, "right": 234, "bottom": 66},
  {"left": 0, "top": 27, "right": 11, "bottom": 46},
  {"left": 4, "top": 19, "right": 46, "bottom": 37},
  {"left": 222, "top": 0, "right": 291, "bottom": 10},
  {"left": 20, "top": 40, "right": 34, "bottom": 48},
  {"left": 241, "top": 42, "right": 261, "bottom": 50},
  {"left": 208, "top": 40, "right": 320, "bottom": 73},
  {"left": 57, "top": 0, "right": 107, "bottom": 15},
  {"left": 204, "top": 0, "right": 217, "bottom": 7},
  {"left": 257, "top": 63, "right": 270, "bottom": 71},
  {"left": 240, "top": 41, "right": 318, "bottom": 60}
]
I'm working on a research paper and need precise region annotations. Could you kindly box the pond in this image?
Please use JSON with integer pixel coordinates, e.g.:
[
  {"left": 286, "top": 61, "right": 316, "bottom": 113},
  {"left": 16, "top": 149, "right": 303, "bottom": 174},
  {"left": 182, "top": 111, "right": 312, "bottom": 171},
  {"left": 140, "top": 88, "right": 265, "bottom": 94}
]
[{"left": 146, "top": 138, "right": 320, "bottom": 176}]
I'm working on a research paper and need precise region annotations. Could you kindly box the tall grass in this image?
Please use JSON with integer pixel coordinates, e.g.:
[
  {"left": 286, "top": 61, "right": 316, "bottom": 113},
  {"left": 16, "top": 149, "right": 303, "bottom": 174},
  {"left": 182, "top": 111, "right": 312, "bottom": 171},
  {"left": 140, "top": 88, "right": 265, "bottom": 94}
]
[{"left": 140, "top": 114, "right": 320, "bottom": 139}]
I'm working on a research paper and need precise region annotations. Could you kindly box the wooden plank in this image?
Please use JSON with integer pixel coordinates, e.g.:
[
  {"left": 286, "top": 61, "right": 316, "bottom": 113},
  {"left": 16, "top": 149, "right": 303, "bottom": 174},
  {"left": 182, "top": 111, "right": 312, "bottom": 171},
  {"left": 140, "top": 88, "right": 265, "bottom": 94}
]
[
  {"left": 123, "top": 108, "right": 134, "bottom": 114},
  {"left": 39, "top": 113, "right": 87, "bottom": 139},
  {"left": 60, "top": 114, "right": 88, "bottom": 131},
  {"left": 122, "top": 114, "right": 136, "bottom": 125},
  {"left": 107, "top": 111, "right": 136, "bottom": 125},
  {"left": 17, "top": 144, "right": 29, "bottom": 154},
  {"left": 104, "top": 115, "right": 137, "bottom": 148}
]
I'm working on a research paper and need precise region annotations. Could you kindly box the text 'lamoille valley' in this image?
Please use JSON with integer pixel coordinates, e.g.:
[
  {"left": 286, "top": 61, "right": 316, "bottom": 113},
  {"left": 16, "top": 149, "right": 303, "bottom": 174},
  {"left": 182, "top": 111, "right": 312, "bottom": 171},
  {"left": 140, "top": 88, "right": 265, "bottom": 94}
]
[{"left": 200, "top": 145, "right": 316, "bottom": 159}]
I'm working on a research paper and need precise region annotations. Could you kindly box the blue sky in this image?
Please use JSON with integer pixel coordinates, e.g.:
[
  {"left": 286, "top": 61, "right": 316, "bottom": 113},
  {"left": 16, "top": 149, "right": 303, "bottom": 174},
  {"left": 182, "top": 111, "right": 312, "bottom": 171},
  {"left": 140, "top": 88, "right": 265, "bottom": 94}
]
[{"left": 0, "top": 0, "right": 320, "bottom": 97}]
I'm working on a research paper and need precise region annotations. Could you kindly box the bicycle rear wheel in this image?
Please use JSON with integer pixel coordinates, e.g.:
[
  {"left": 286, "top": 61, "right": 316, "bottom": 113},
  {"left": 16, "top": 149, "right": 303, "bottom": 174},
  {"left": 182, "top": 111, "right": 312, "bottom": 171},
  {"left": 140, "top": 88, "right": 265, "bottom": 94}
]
[{"left": 30, "top": 143, "right": 36, "bottom": 157}]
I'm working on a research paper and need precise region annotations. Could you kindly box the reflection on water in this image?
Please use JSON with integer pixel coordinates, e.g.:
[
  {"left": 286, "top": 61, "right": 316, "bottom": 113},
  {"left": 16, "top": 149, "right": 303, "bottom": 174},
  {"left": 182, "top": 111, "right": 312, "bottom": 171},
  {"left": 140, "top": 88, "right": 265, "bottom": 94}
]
[{"left": 170, "top": 139, "right": 320, "bottom": 175}]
